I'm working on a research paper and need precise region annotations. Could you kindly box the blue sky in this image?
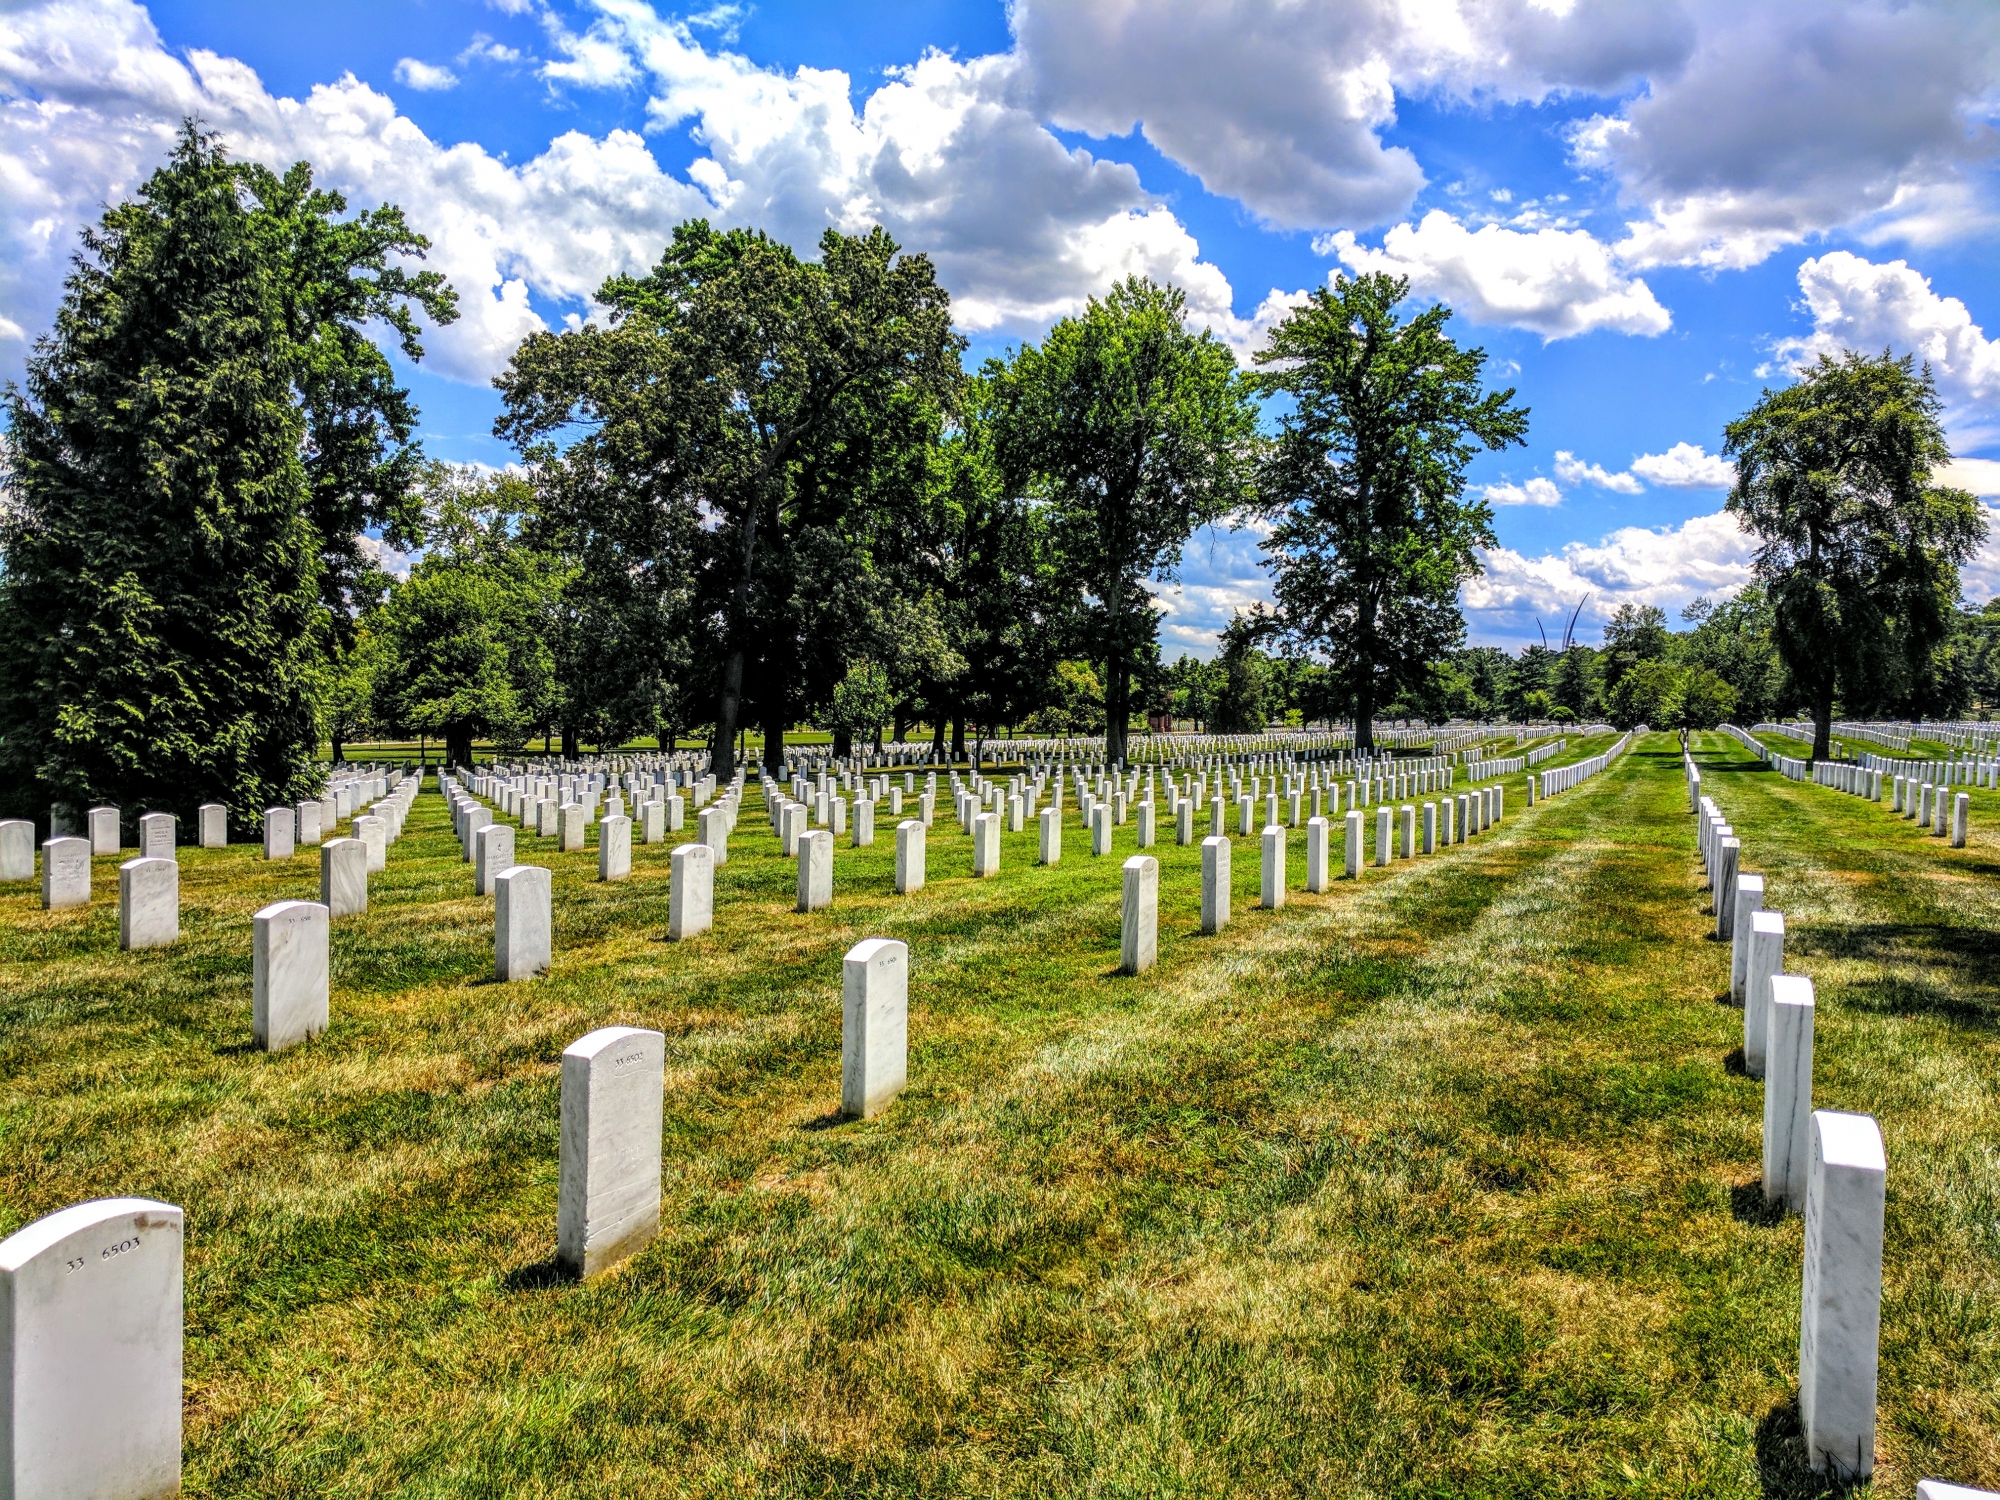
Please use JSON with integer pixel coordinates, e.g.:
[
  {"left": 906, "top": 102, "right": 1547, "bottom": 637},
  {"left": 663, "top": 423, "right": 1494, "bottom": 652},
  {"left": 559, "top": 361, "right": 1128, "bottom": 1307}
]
[{"left": 6, "top": 0, "right": 2000, "bottom": 656}]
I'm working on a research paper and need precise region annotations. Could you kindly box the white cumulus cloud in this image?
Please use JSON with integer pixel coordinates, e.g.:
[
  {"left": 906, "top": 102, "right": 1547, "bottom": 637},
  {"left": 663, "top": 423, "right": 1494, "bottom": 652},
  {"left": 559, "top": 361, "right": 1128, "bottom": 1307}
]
[
  {"left": 1325, "top": 210, "right": 1671, "bottom": 340},
  {"left": 1463, "top": 508, "right": 1756, "bottom": 643},
  {"left": 1774, "top": 252, "right": 2000, "bottom": 421},
  {"left": 1584, "top": 3, "right": 2000, "bottom": 271},
  {"left": 1484, "top": 476, "right": 1564, "bottom": 507},
  {"left": 0, "top": 0, "right": 1306, "bottom": 388},
  {"left": 1629, "top": 442, "right": 1736, "bottom": 489},
  {"left": 1554, "top": 450, "right": 1643, "bottom": 493},
  {"left": 393, "top": 57, "right": 458, "bottom": 91}
]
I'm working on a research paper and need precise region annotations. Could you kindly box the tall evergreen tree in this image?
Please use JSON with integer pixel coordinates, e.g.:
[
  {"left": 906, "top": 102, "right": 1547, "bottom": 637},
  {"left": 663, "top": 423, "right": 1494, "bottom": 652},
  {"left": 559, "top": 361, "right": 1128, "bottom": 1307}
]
[
  {"left": 0, "top": 125, "right": 454, "bottom": 828},
  {"left": 1253, "top": 273, "right": 1527, "bottom": 752}
]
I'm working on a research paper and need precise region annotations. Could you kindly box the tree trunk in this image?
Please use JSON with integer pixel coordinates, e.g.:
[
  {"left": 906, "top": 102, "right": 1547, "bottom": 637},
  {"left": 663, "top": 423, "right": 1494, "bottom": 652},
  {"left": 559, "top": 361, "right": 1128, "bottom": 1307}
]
[
  {"left": 1112, "top": 664, "right": 1128, "bottom": 768},
  {"left": 833, "top": 726, "right": 852, "bottom": 758},
  {"left": 763, "top": 699, "right": 787, "bottom": 774},
  {"left": 447, "top": 723, "right": 475, "bottom": 770},
  {"left": 1812, "top": 678, "right": 1834, "bottom": 763},
  {"left": 951, "top": 713, "right": 966, "bottom": 762},
  {"left": 331, "top": 730, "right": 345, "bottom": 767},
  {"left": 713, "top": 647, "right": 745, "bottom": 782},
  {"left": 561, "top": 725, "right": 578, "bottom": 759},
  {"left": 1354, "top": 669, "right": 1376, "bottom": 754},
  {"left": 893, "top": 710, "right": 906, "bottom": 744}
]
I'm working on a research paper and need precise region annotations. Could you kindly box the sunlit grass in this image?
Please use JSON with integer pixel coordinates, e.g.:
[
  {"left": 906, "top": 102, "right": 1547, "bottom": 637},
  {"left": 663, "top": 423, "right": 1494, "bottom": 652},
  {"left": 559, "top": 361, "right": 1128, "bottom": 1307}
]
[{"left": 2, "top": 731, "right": 1995, "bottom": 1496}]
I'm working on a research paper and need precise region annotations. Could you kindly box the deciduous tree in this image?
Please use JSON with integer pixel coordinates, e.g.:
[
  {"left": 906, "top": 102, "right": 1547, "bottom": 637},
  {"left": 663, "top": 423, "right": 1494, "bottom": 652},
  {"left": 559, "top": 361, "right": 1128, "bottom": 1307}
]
[
  {"left": 988, "top": 277, "right": 1257, "bottom": 766},
  {"left": 1253, "top": 273, "right": 1527, "bottom": 752},
  {"left": 1725, "top": 351, "right": 1984, "bottom": 760}
]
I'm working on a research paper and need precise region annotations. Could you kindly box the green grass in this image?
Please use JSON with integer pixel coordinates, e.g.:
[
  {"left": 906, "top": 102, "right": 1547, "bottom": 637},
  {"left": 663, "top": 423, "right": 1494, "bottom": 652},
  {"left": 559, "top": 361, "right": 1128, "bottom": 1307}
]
[{"left": 3, "top": 733, "right": 1997, "bottom": 1496}]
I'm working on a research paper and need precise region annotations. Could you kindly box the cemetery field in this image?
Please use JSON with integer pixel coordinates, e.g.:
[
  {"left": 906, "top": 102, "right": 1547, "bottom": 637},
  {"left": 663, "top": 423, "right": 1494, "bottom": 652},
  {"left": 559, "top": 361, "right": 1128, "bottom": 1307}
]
[{"left": 4, "top": 732, "right": 1999, "bottom": 1497}]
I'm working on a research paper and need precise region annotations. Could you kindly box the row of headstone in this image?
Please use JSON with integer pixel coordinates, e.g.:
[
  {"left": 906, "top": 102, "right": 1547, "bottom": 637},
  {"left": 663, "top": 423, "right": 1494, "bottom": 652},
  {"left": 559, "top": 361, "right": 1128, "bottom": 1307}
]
[
  {"left": 1690, "top": 756, "right": 1887, "bottom": 1486},
  {"left": 1536, "top": 730, "right": 1636, "bottom": 797},
  {"left": 1727, "top": 725, "right": 1976, "bottom": 848}
]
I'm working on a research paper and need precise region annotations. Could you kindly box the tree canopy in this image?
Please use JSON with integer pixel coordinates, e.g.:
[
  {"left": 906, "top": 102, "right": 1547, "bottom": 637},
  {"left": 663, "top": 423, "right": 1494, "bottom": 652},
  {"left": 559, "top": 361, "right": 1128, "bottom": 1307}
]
[{"left": 498, "top": 220, "right": 963, "bottom": 779}]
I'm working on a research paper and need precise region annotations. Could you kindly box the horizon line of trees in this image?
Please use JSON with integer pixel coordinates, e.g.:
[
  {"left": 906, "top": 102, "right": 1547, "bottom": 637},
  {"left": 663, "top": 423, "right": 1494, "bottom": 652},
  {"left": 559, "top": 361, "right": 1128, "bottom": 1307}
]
[{"left": 0, "top": 124, "right": 1986, "bottom": 825}]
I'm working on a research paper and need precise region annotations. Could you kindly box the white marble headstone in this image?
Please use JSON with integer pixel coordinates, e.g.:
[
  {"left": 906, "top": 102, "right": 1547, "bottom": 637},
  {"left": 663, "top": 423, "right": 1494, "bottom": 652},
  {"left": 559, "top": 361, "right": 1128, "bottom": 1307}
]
[
  {"left": 0, "top": 1197, "right": 183, "bottom": 1500},
  {"left": 842, "top": 938, "right": 908, "bottom": 1119},
  {"left": 253, "top": 900, "right": 329, "bottom": 1051},
  {"left": 1799, "top": 1109, "right": 1885, "bottom": 1484},
  {"left": 41, "top": 836, "right": 90, "bottom": 910},
  {"left": 118, "top": 856, "right": 179, "bottom": 950},
  {"left": 558, "top": 1026, "right": 664, "bottom": 1279}
]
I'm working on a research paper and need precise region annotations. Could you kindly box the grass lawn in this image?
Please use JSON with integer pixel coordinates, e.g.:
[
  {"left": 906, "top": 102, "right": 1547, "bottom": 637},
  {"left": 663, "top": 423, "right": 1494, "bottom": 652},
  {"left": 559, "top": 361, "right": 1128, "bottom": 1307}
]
[{"left": 3, "top": 731, "right": 1996, "bottom": 1496}]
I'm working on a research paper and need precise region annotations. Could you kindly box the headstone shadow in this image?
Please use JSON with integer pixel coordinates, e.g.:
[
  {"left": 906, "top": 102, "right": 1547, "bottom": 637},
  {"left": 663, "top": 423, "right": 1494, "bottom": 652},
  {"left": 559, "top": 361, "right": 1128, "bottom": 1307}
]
[
  {"left": 1753, "top": 1397, "right": 1846, "bottom": 1498},
  {"left": 1729, "top": 1179, "right": 1785, "bottom": 1227},
  {"left": 500, "top": 1257, "right": 571, "bottom": 1292}
]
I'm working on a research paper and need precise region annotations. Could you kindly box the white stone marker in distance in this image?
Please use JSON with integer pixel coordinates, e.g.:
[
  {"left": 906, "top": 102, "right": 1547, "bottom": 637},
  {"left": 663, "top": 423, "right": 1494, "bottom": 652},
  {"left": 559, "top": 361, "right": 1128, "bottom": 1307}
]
[
  {"left": 557, "top": 1025, "right": 665, "bottom": 1279},
  {"left": 0, "top": 821, "right": 31, "bottom": 882},
  {"left": 1305, "top": 815, "right": 1329, "bottom": 893},
  {"left": 119, "top": 856, "right": 179, "bottom": 950},
  {"left": 1743, "top": 910, "right": 1786, "bottom": 1078},
  {"left": 895, "top": 819, "right": 926, "bottom": 894},
  {"left": 842, "top": 937, "right": 908, "bottom": 1119},
  {"left": 494, "top": 865, "right": 552, "bottom": 981},
  {"left": 1730, "top": 873, "right": 1766, "bottom": 1001},
  {"left": 1201, "top": 834, "right": 1231, "bottom": 935},
  {"left": 972, "top": 811, "right": 1000, "bottom": 877},
  {"left": 1039, "top": 806, "right": 1062, "bottom": 866},
  {"left": 669, "top": 842, "right": 714, "bottom": 940},
  {"left": 321, "top": 838, "right": 367, "bottom": 919},
  {"left": 1261, "top": 825, "right": 1286, "bottom": 910},
  {"left": 798, "top": 828, "right": 833, "bottom": 911},
  {"left": 0, "top": 1197, "right": 184, "bottom": 1500},
  {"left": 599, "top": 813, "right": 632, "bottom": 882},
  {"left": 475, "top": 823, "right": 517, "bottom": 897}
]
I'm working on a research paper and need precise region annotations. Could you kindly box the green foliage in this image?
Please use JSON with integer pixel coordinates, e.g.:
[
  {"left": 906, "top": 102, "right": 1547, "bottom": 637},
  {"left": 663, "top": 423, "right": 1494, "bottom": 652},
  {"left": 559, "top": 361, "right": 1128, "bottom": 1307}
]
[
  {"left": 1254, "top": 273, "right": 1528, "bottom": 751},
  {"left": 1676, "top": 589, "right": 1786, "bottom": 724},
  {"left": 1209, "top": 610, "right": 1276, "bottom": 733},
  {"left": 829, "top": 661, "right": 896, "bottom": 744},
  {"left": 371, "top": 557, "right": 556, "bottom": 767},
  {"left": 366, "top": 465, "right": 560, "bottom": 765},
  {"left": 1675, "top": 667, "right": 1739, "bottom": 731},
  {"left": 0, "top": 124, "right": 451, "bottom": 828},
  {"left": 1599, "top": 604, "right": 1671, "bottom": 697},
  {"left": 1607, "top": 658, "right": 1682, "bottom": 730},
  {"left": 988, "top": 276, "right": 1257, "bottom": 765},
  {"left": 1027, "top": 660, "right": 1105, "bottom": 736},
  {"left": 498, "top": 220, "right": 963, "bottom": 777},
  {"left": 894, "top": 405, "right": 1050, "bottom": 749},
  {"left": 1725, "top": 349, "right": 1986, "bottom": 758}
]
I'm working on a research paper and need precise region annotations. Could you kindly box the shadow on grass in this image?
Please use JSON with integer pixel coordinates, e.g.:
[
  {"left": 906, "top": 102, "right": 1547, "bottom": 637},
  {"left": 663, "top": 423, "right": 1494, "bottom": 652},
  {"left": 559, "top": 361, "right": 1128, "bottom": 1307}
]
[
  {"left": 500, "top": 1257, "right": 570, "bottom": 1292},
  {"left": 1754, "top": 1398, "right": 1853, "bottom": 1498},
  {"left": 1730, "top": 1181, "right": 1786, "bottom": 1228},
  {"left": 1723, "top": 1047, "right": 1748, "bottom": 1076},
  {"left": 1791, "top": 922, "right": 2000, "bottom": 1028},
  {"left": 798, "top": 1110, "right": 847, "bottom": 1132}
]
